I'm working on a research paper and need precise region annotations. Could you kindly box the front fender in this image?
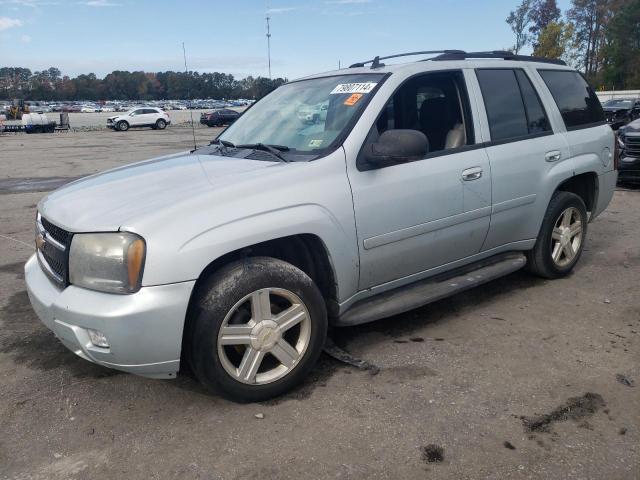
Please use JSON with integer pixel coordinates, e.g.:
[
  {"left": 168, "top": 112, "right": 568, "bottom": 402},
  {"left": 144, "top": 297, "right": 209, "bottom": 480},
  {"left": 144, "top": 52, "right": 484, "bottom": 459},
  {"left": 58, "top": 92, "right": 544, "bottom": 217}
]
[{"left": 143, "top": 204, "right": 359, "bottom": 302}]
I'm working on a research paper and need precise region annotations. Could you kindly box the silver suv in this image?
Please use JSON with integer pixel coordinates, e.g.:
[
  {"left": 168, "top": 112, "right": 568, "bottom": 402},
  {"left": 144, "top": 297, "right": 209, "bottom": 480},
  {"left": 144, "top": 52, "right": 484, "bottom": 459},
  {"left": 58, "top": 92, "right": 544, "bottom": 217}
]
[{"left": 25, "top": 51, "right": 618, "bottom": 401}]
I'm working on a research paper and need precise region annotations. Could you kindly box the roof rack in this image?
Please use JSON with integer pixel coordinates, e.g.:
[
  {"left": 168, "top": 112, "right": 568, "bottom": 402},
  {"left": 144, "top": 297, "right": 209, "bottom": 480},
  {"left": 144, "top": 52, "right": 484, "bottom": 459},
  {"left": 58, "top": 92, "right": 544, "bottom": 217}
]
[
  {"left": 349, "top": 50, "right": 466, "bottom": 69},
  {"left": 431, "top": 50, "right": 567, "bottom": 66},
  {"left": 349, "top": 50, "right": 567, "bottom": 69}
]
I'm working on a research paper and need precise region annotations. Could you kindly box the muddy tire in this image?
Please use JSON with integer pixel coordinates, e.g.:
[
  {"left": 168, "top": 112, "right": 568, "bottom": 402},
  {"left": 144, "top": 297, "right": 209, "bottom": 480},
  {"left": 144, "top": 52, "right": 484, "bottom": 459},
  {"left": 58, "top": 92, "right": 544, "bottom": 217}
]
[
  {"left": 187, "top": 257, "right": 327, "bottom": 402},
  {"left": 117, "top": 120, "right": 129, "bottom": 132},
  {"left": 527, "top": 191, "right": 587, "bottom": 279}
]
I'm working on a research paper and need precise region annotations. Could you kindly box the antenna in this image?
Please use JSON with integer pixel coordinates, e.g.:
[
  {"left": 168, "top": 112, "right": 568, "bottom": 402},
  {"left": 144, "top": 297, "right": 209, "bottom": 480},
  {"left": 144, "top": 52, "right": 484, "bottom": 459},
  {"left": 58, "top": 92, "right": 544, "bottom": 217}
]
[
  {"left": 266, "top": 13, "right": 272, "bottom": 79},
  {"left": 182, "top": 41, "right": 197, "bottom": 152}
]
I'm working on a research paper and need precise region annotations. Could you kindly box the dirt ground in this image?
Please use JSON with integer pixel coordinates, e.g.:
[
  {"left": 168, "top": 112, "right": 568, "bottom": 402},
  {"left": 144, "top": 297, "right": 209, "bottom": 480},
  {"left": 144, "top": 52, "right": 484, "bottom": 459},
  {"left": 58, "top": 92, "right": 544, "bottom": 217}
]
[{"left": 0, "top": 129, "right": 638, "bottom": 480}]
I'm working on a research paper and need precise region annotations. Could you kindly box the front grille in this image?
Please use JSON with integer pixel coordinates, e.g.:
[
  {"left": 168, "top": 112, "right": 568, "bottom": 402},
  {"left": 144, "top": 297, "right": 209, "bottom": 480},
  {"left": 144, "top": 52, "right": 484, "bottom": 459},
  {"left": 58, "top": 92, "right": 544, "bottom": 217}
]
[
  {"left": 623, "top": 135, "right": 640, "bottom": 158},
  {"left": 36, "top": 214, "right": 72, "bottom": 287}
]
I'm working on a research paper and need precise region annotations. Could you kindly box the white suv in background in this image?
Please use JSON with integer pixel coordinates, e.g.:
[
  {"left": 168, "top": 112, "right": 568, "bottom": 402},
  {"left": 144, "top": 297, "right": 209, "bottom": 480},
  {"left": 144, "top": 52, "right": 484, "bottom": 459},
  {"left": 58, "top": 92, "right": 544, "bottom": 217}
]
[{"left": 107, "top": 107, "right": 171, "bottom": 131}]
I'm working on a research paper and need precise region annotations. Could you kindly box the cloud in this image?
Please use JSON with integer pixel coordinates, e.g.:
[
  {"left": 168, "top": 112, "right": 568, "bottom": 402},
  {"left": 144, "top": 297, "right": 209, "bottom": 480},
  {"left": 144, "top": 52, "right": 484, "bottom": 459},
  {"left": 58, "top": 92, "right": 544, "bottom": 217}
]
[
  {"left": 20, "top": 33, "right": 31, "bottom": 42},
  {"left": 325, "top": 0, "right": 372, "bottom": 4},
  {"left": 78, "top": 0, "right": 120, "bottom": 6},
  {"left": 0, "top": 0, "right": 60, "bottom": 6},
  {"left": 266, "top": 7, "right": 298, "bottom": 14},
  {"left": 0, "top": 16, "right": 23, "bottom": 30}
]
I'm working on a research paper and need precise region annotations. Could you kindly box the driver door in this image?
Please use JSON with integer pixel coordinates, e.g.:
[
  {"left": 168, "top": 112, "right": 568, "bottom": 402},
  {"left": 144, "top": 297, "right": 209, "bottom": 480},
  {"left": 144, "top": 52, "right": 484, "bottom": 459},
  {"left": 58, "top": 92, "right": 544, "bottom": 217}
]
[{"left": 347, "top": 70, "right": 492, "bottom": 289}]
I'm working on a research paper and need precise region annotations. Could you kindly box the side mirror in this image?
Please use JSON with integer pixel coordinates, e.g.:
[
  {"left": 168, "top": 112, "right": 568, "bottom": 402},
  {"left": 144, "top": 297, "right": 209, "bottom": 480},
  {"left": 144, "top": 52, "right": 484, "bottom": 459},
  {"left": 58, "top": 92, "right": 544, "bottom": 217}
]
[{"left": 363, "top": 129, "right": 429, "bottom": 168}]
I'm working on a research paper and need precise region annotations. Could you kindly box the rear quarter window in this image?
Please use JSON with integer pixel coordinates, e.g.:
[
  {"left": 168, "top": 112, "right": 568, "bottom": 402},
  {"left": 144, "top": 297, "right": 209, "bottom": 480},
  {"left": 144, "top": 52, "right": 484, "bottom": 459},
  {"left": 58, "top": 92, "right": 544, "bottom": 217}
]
[{"left": 538, "top": 70, "right": 604, "bottom": 130}]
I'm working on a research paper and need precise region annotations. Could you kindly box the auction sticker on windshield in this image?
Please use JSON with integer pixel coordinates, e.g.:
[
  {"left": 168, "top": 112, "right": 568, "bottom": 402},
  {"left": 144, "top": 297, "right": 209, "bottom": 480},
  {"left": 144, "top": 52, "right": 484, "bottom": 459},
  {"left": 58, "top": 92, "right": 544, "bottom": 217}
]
[{"left": 330, "top": 82, "right": 377, "bottom": 95}]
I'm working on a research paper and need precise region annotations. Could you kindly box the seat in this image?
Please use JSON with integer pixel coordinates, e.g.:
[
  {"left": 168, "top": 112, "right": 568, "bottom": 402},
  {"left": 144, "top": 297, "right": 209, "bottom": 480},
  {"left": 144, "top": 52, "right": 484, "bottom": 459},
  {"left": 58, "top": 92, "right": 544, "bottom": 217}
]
[
  {"left": 445, "top": 123, "right": 466, "bottom": 149},
  {"left": 419, "top": 97, "right": 452, "bottom": 151}
]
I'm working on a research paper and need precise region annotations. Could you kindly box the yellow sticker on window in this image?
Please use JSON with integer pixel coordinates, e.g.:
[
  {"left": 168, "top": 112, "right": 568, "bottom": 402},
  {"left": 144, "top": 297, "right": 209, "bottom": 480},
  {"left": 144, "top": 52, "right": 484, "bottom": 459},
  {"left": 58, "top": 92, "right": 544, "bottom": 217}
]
[
  {"left": 343, "top": 93, "right": 363, "bottom": 106},
  {"left": 309, "top": 139, "right": 323, "bottom": 148}
]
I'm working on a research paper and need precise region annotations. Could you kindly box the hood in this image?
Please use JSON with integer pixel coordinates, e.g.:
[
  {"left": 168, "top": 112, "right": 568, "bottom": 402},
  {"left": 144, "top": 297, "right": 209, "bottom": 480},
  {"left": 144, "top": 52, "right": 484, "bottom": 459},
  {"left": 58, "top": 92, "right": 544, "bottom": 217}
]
[
  {"left": 38, "top": 151, "right": 279, "bottom": 232},
  {"left": 603, "top": 106, "right": 630, "bottom": 113},
  {"left": 621, "top": 118, "right": 640, "bottom": 133}
]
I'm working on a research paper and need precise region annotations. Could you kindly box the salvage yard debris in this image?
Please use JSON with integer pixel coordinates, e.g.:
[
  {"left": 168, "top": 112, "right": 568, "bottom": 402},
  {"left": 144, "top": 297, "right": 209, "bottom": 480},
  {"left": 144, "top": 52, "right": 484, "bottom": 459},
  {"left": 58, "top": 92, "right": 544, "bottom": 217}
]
[{"left": 520, "top": 393, "right": 606, "bottom": 433}]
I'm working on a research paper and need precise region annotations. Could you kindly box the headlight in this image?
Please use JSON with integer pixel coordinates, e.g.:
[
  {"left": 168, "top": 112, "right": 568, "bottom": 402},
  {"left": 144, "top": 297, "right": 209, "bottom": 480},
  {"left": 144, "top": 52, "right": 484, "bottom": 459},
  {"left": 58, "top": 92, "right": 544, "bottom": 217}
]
[{"left": 69, "top": 232, "right": 146, "bottom": 294}]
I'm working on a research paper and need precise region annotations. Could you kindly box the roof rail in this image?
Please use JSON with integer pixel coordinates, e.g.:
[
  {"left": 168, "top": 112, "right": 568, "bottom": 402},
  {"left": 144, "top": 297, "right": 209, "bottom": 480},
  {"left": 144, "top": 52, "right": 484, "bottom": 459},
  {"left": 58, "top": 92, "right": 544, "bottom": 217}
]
[
  {"left": 349, "top": 50, "right": 467, "bottom": 69},
  {"left": 431, "top": 50, "right": 567, "bottom": 66}
]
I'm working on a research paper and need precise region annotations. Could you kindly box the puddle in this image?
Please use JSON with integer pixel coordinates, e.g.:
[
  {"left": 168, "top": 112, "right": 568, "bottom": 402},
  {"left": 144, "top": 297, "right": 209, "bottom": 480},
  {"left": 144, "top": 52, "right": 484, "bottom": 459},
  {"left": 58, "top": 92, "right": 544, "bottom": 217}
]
[
  {"left": 0, "top": 176, "right": 83, "bottom": 194},
  {"left": 520, "top": 392, "right": 606, "bottom": 433}
]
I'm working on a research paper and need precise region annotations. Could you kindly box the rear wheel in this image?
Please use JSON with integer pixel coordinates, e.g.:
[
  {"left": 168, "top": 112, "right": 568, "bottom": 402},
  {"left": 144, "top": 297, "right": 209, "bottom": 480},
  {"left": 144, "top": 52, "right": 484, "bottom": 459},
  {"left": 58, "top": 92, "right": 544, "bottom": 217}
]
[
  {"left": 155, "top": 119, "right": 167, "bottom": 130},
  {"left": 117, "top": 120, "right": 129, "bottom": 132},
  {"left": 188, "top": 257, "right": 328, "bottom": 402},
  {"left": 527, "top": 191, "right": 587, "bottom": 279}
]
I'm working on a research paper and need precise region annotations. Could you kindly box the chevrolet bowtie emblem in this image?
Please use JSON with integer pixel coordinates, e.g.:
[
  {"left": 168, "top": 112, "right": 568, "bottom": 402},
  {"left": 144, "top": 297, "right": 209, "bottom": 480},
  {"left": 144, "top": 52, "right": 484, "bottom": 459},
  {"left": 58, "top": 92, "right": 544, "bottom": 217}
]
[{"left": 35, "top": 232, "right": 46, "bottom": 250}]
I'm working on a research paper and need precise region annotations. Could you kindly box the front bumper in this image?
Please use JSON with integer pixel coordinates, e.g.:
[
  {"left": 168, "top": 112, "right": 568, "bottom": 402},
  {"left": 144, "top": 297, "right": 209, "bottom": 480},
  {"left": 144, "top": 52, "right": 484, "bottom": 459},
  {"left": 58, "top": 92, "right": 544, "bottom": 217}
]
[
  {"left": 24, "top": 254, "right": 195, "bottom": 379},
  {"left": 618, "top": 156, "right": 640, "bottom": 184}
]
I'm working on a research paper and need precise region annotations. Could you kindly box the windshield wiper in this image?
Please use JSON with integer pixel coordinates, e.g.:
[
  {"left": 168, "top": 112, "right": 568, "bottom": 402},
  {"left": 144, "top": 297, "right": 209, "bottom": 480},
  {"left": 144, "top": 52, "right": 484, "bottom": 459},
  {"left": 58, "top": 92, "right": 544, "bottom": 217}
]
[
  {"left": 209, "top": 139, "right": 235, "bottom": 148},
  {"left": 235, "top": 143, "right": 290, "bottom": 162}
]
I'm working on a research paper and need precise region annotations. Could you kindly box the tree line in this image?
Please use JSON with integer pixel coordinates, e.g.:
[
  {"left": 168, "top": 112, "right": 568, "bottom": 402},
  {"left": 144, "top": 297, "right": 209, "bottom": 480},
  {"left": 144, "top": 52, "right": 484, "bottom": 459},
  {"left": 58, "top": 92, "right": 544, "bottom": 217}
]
[
  {"left": 506, "top": 0, "right": 640, "bottom": 89},
  {"left": 0, "top": 68, "right": 287, "bottom": 101}
]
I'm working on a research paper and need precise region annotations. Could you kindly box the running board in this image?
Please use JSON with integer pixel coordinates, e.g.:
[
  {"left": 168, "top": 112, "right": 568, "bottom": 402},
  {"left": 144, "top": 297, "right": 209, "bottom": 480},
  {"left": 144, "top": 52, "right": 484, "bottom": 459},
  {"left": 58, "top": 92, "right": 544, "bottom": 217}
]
[{"left": 335, "top": 253, "right": 527, "bottom": 327}]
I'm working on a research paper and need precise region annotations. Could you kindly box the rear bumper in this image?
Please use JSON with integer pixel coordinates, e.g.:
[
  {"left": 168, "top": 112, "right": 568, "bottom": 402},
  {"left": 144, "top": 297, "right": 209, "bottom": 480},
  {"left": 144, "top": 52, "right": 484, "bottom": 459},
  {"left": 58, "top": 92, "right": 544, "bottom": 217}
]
[
  {"left": 24, "top": 254, "right": 195, "bottom": 379},
  {"left": 592, "top": 169, "right": 618, "bottom": 220}
]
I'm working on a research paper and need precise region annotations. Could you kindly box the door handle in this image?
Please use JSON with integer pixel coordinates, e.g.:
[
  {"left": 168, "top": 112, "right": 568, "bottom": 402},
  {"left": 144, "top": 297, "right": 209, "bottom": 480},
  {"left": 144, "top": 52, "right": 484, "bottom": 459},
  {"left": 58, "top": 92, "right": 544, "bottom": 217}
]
[
  {"left": 461, "top": 167, "right": 483, "bottom": 181},
  {"left": 545, "top": 150, "right": 562, "bottom": 162}
]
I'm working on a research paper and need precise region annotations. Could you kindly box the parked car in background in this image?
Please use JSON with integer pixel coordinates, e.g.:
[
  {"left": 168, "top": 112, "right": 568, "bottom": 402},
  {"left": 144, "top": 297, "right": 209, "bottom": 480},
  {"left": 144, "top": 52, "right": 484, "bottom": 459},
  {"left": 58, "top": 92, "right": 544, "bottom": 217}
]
[
  {"left": 617, "top": 120, "right": 640, "bottom": 184},
  {"left": 200, "top": 108, "right": 240, "bottom": 127},
  {"left": 602, "top": 98, "right": 640, "bottom": 130},
  {"left": 107, "top": 107, "right": 170, "bottom": 131},
  {"left": 80, "top": 104, "right": 101, "bottom": 113}
]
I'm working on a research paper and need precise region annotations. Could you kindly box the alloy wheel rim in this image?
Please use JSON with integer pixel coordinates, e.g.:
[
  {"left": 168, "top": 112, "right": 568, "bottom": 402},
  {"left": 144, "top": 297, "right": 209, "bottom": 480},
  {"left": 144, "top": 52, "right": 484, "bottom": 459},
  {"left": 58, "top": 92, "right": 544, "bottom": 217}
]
[
  {"left": 550, "top": 207, "right": 583, "bottom": 267},
  {"left": 217, "top": 288, "right": 311, "bottom": 385}
]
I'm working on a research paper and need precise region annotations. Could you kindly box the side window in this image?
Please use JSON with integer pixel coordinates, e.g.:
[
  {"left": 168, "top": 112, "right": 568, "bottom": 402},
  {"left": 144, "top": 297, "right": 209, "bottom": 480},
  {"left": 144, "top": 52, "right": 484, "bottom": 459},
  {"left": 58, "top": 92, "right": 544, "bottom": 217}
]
[
  {"left": 538, "top": 70, "right": 605, "bottom": 129},
  {"left": 476, "top": 69, "right": 528, "bottom": 142},
  {"left": 372, "top": 71, "right": 473, "bottom": 154},
  {"left": 514, "top": 70, "right": 551, "bottom": 134},
  {"left": 144, "top": 109, "right": 156, "bottom": 114}
]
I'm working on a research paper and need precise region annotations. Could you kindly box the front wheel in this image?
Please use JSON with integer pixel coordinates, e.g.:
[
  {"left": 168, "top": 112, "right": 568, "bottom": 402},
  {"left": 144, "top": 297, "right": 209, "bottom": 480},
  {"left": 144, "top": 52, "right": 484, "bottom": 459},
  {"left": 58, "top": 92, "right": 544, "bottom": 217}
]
[
  {"left": 116, "top": 120, "right": 129, "bottom": 132},
  {"left": 527, "top": 191, "right": 587, "bottom": 279},
  {"left": 188, "top": 257, "right": 328, "bottom": 402}
]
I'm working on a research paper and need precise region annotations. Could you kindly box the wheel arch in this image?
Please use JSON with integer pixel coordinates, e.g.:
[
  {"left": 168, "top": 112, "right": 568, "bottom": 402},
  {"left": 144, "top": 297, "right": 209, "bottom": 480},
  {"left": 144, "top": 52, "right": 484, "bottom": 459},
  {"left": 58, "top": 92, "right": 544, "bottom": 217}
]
[
  {"left": 556, "top": 171, "right": 598, "bottom": 218},
  {"left": 180, "top": 233, "right": 339, "bottom": 368}
]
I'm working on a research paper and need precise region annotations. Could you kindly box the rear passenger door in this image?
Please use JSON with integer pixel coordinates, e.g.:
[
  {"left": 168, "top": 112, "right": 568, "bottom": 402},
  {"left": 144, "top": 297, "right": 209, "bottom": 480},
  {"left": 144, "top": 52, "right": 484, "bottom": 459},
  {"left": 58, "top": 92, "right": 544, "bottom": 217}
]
[{"left": 474, "top": 68, "right": 571, "bottom": 250}]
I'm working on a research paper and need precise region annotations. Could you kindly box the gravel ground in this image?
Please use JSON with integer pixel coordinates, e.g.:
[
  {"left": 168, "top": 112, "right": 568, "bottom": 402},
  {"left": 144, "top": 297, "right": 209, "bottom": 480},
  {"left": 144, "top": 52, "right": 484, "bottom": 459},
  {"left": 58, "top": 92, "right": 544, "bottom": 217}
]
[{"left": 0, "top": 129, "right": 638, "bottom": 480}]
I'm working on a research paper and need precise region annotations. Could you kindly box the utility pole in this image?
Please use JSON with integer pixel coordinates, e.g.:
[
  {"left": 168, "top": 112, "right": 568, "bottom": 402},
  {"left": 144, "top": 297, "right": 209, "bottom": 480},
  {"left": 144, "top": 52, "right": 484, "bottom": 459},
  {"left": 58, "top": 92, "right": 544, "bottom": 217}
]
[{"left": 266, "top": 14, "right": 272, "bottom": 79}]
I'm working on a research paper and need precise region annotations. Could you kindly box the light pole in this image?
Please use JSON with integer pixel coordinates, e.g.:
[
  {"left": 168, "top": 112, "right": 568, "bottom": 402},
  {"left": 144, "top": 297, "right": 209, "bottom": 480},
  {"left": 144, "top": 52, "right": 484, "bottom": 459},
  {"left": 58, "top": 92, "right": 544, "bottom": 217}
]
[{"left": 266, "top": 14, "right": 272, "bottom": 79}]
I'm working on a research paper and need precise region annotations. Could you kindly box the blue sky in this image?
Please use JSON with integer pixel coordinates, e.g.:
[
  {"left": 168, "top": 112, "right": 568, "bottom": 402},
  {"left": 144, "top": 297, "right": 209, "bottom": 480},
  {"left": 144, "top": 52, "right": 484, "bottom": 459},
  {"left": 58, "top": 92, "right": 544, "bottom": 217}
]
[{"left": 0, "top": 0, "right": 572, "bottom": 80}]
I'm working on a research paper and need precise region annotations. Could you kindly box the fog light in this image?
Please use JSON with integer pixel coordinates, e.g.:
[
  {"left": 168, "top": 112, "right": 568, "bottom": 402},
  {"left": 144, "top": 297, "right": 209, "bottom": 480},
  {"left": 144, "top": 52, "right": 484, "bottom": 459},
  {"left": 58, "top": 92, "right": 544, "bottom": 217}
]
[{"left": 87, "top": 329, "right": 109, "bottom": 348}]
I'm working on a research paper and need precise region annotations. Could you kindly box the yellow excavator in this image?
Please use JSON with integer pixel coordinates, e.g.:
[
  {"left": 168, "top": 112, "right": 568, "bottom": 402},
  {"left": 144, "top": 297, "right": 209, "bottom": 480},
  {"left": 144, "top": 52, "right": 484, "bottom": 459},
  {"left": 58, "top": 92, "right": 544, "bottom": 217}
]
[{"left": 8, "top": 99, "right": 29, "bottom": 120}]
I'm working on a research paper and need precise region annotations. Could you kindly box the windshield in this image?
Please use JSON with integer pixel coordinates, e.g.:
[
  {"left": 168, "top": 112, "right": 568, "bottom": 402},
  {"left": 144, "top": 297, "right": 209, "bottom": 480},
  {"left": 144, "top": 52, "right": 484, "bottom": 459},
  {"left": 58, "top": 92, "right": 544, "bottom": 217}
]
[
  {"left": 218, "top": 74, "right": 384, "bottom": 156},
  {"left": 604, "top": 100, "right": 633, "bottom": 108}
]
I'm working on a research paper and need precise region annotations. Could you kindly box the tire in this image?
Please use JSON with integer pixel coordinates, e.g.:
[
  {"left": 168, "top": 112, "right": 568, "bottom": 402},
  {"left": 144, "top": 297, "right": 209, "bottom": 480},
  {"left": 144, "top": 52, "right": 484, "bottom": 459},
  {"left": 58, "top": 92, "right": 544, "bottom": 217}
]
[
  {"left": 116, "top": 120, "right": 129, "bottom": 132},
  {"left": 188, "top": 257, "right": 328, "bottom": 402},
  {"left": 527, "top": 191, "right": 588, "bottom": 279},
  {"left": 155, "top": 119, "right": 166, "bottom": 130}
]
